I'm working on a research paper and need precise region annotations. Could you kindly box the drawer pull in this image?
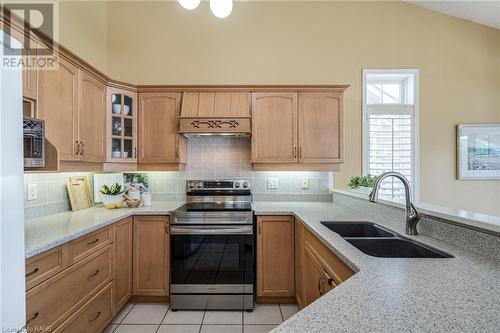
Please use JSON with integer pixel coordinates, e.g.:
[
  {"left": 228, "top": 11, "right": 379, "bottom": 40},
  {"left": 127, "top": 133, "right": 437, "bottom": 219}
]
[
  {"left": 86, "top": 238, "right": 100, "bottom": 246},
  {"left": 26, "top": 312, "right": 39, "bottom": 325},
  {"left": 88, "top": 269, "right": 100, "bottom": 278},
  {"left": 25, "top": 267, "right": 39, "bottom": 277},
  {"left": 89, "top": 311, "right": 101, "bottom": 322}
]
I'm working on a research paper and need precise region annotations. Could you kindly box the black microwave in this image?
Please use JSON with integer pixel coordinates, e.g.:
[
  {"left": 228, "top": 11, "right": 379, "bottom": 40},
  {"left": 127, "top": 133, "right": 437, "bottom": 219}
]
[{"left": 23, "top": 117, "right": 45, "bottom": 168}]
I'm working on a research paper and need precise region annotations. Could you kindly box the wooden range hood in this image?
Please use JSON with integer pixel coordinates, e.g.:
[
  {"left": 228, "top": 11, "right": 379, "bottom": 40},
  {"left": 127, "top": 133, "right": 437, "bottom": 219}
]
[{"left": 178, "top": 91, "right": 251, "bottom": 135}]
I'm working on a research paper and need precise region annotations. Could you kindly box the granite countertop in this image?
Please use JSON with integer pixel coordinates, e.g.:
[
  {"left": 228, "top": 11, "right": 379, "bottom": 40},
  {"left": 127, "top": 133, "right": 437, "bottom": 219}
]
[
  {"left": 252, "top": 202, "right": 500, "bottom": 332},
  {"left": 25, "top": 201, "right": 500, "bottom": 331},
  {"left": 24, "top": 201, "right": 184, "bottom": 258}
]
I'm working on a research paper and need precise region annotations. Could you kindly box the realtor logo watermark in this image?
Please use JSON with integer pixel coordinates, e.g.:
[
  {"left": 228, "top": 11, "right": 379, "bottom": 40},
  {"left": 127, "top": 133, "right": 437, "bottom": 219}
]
[{"left": 1, "top": 0, "right": 59, "bottom": 70}]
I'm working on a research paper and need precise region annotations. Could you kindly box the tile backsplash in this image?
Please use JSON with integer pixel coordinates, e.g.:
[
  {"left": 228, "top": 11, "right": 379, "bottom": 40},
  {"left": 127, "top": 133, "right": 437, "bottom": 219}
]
[{"left": 24, "top": 137, "right": 332, "bottom": 219}]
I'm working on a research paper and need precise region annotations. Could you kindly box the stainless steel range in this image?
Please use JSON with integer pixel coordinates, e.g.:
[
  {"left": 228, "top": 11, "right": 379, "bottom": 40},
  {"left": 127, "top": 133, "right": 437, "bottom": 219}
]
[{"left": 170, "top": 180, "right": 254, "bottom": 311}]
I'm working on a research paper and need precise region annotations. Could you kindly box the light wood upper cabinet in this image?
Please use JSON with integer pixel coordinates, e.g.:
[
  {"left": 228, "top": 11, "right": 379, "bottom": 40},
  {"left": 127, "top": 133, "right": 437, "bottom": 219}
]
[
  {"left": 298, "top": 92, "right": 342, "bottom": 163},
  {"left": 133, "top": 216, "right": 169, "bottom": 296},
  {"left": 79, "top": 72, "right": 106, "bottom": 163},
  {"left": 256, "top": 215, "right": 295, "bottom": 297},
  {"left": 251, "top": 92, "right": 298, "bottom": 163},
  {"left": 22, "top": 47, "right": 38, "bottom": 100},
  {"left": 181, "top": 91, "right": 249, "bottom": 117},
  {"left": 139, "top": 93, "right": 184, "bottom": 163},
  {"left": 106, "top": 87, "right": 138, "bottom": 163},
  {"left": 37, "top": 57, "right": 79, "bottom": 161},
  {"left": 114, "top": 218, "right": 132, "bottom": 312}
]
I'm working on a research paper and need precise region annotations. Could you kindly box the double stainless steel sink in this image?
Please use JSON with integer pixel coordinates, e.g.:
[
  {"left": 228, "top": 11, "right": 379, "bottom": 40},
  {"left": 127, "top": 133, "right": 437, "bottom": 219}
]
[{"left": 321, "top": 221, "right": 453, "bottom": 258}]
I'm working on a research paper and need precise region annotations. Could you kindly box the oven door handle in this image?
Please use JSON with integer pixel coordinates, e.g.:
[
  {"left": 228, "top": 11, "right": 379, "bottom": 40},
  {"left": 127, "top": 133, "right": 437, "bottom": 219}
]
[{"left": 170, "top": 226, "right": 253, "bottom": 235}]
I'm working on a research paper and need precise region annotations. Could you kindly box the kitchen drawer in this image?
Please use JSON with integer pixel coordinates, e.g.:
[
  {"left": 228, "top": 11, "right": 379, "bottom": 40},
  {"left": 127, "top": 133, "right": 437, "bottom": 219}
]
[
  {"left": 304, "top": 227, "right": 354, "bottom": 284},
  {"left": 26, "top": 245, "right": 113, "bottom": 331},
  {"left": 26, "top": 245, "right": 69, "bottom": 290},
  {"left": 69, "top": 227, "right": 112, "bottom": 263},
  {"left": 54, "top": 282, "right": 113, "bottom": 333}
]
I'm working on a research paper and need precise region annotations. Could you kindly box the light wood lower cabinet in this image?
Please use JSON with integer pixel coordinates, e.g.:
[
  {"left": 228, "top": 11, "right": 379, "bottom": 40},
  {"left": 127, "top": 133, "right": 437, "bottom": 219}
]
[
  {"left": 296, "top": 218, "right": 355, "bottom": 308},
  {"left": 53, "top": 282, "right": 113, "bottom": 333},
  {"left": 304, "top": 243, "right": 335, "bottom": 307},
  {"left": 294, "top": 219, "right": 305, "bottom": 308},
  {"left": 26, "top": 245, "right": 113, "bottom": 331},
  {"left": 256, "top": 216, "right": 295, "bottom": 298},
  {"left": 25, "top": 244, "right": 69, "bottom": 290},
  {"left": 114, "top": 218, "right": 133, "bottom": 311},
  {"left": 133, "top": 216, "right": 170, "bottom": 296}
]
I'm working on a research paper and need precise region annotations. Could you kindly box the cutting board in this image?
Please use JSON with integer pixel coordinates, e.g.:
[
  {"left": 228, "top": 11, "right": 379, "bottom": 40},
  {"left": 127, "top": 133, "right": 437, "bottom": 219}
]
[
  {"left": 70, "top": 175, "right": 93, "bottom": 206},
  {"left": 66, "top": 180, "right": 92, "bottom": 211}
]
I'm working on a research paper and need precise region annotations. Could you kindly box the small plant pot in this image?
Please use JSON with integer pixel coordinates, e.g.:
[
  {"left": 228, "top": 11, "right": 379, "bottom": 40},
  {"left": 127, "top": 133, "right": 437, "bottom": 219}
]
[{"left": 101, "top": 194, "right": 124, "bottom": 207}]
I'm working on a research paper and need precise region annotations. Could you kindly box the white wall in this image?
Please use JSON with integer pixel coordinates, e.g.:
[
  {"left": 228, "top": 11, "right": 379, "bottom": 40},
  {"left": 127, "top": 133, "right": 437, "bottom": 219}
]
[{"left": 0, "top": 31, "right": 25, "bottom": 332}]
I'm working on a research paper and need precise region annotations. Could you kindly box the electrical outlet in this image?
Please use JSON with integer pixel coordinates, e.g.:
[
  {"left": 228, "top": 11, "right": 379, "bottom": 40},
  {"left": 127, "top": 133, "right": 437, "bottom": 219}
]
[
  {"left": 301, "top": 177, "right": 309, "bottom": 189},
  {"left": 27, "top": 184, "right": 38, "bottom": 201},
  {"left": 267, "top": 178, "right": 279, "bottom": 189}
]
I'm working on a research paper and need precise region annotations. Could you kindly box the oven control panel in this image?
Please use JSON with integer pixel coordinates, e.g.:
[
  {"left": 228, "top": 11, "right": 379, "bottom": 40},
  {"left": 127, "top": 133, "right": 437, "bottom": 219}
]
[{"left": 187, "top": 180, "right": 251, "bottom": 191}]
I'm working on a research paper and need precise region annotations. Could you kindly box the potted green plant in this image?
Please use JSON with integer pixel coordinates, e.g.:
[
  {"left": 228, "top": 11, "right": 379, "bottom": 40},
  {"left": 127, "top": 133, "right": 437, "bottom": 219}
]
[
  {"left": 347, "top": 175, "right": 378, "bottom": 194},
  {"left": 99, "top": 183, "right": 125, "bottom": 208}
]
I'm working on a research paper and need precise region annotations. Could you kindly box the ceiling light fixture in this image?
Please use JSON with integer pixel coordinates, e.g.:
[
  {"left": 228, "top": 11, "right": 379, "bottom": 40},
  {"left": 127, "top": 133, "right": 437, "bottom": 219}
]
[
  {"left": 209, "top": 0, "right": 233, "bottom": 19},
  {"left": 178, "top": 0, "right": 201, "bottom": 10}
]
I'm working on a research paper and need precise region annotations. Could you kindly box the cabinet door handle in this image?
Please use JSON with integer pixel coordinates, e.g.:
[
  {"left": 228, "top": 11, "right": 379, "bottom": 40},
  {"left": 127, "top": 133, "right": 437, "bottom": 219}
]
[
  {"left": 88, "top": 269, "right": 100, "bottom": 278},
  {"left": 25, "top": 267, "right": 39, "bottom": 277},
  {"left": 26, "top": 312, "right": 39, "bottom": 325},
  {"left": 258, "top": 222, "right": 261, "bottom": 235},
  {"left": 86, "top": 238, "right": 99, "bottom": 246},
  {"left": 299, "top": 147, "right": 302, "bottom": 159},
  {"left": 165, "top": 224, "right": 169, "bottom": 234},
  {"left": 318, "top": 276, "right": 326, "bottom": 296},
  {"left": 75, "top": 141, "right": 80, "bottom": 155},
  {"left": 89, "top": 311, "right": 101, "bottom": 323},
  {"left": 294, "top": 147, "right": 297, "bottom": 158},
  {"left": 134, "top": 147, "right": 137, "bottom": 159},
  {"left": 80, "top": 141, "right": 85, "bottom": 155}
]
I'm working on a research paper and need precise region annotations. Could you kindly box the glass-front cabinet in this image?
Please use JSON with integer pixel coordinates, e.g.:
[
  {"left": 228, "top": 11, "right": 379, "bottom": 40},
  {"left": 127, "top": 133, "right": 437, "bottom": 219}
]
[{"left": 107, "top": 87, "right": 138, "bottom": 163}]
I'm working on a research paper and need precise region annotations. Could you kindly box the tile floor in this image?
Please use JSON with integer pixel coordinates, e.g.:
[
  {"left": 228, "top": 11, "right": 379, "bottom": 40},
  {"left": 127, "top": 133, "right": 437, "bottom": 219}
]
[{"left": 104, "top": 303, "right": 299, "bottom": 333}]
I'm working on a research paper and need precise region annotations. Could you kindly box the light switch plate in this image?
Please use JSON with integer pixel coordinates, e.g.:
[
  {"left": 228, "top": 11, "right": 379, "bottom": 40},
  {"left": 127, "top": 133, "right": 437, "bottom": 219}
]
[
  {"left": 267, "top": 178, "right": 279, "bottom": 189},
  {"left": 301, "top": 177, "right": 309, "bottom": 189},
  {"left": 27, "top": 183, "right": 37, "bottom": 201}
]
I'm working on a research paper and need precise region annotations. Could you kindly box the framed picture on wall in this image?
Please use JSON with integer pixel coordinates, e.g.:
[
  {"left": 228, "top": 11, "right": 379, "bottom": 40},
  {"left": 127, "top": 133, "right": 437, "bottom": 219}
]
[{"left": 457, "top": 124, "right": 500, "bottom": 180}]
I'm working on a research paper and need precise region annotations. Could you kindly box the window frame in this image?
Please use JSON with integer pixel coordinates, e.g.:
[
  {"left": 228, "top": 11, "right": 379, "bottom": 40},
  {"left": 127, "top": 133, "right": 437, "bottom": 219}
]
[{"left": 362, "top": 69, "right": 420, "bottom": 202}]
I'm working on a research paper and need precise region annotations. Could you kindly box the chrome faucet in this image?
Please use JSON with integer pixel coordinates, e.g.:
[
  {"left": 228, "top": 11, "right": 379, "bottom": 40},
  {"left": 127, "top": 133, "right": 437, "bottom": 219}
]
[{"left": 368, "top": 171, "right": 421, "bottom": 235}]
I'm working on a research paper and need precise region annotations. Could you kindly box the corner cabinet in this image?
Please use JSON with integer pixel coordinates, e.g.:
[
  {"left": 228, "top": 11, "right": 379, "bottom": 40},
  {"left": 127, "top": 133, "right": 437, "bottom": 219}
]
[
  {"left": 106, "top": 87, "right": 138, "bottom": 163},
  {"left": 138, "top": 93, "right": 187, "bottom": 167},
  {"left": 251, "top": 90, "right": 346, "bottom": 171},
  {"left": 256, "top": 216, "right": 295, "bottom": 299},
  {"left": 296, "top": 218, "right": 355, "bottom": 309}
]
